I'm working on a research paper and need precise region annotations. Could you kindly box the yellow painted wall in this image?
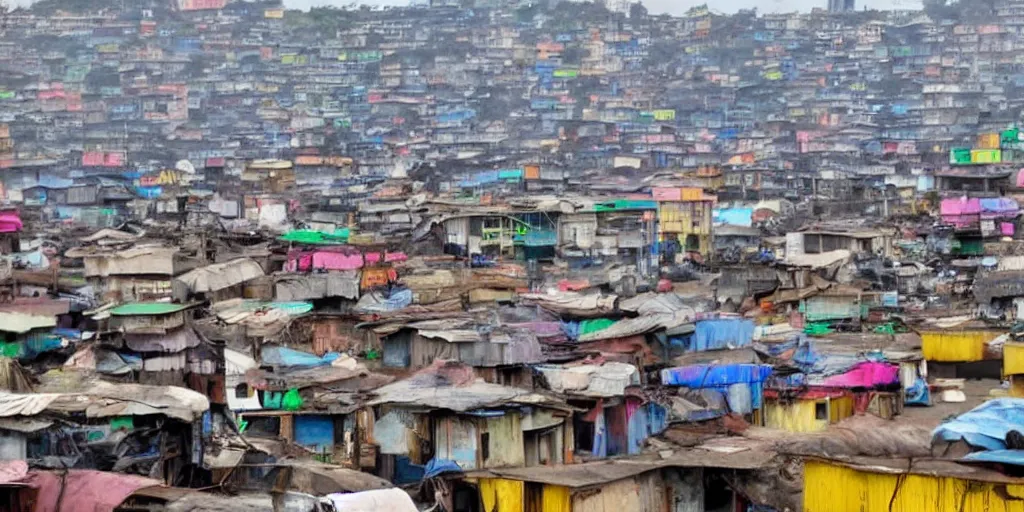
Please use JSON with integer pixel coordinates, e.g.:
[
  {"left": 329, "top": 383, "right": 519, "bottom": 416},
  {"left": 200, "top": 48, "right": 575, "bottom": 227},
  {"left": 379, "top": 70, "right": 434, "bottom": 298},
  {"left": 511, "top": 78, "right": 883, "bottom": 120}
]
[
  {"left": 805, "top": 460, "right": 1024, "bottom": 512},
  {"left": 920, "top": 330, "right": 998, "bottom": 362},
  {"left": 829, "top": 395, "right": 855, "bottom": 424},
  {"left": 1011, "top": 375, "right": 1024, "bottom": 398},
  {"left": 1006, "top": 342, "right": 1024, "bottom": 376},
  {"left": 657, "top": 201, "right": 712, "bottom": 236},
  {"left": 542, "top": 485, "right": 571, "bottom": 512},
  {"left": 480, "top": 478, "right": 524, "bottom": 512},
  {"left": 763, "top": 399, "right": 829, "bottom": 433}
]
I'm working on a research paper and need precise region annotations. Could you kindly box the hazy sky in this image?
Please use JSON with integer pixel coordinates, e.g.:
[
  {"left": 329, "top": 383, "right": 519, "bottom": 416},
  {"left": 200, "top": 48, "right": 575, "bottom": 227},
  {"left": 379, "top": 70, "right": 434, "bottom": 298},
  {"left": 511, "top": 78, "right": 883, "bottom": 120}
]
[
  {"left": 280, "top": 0, "right": 924, "bottom": 14},
  {"left": 10, "top": 0, "right": 925, "bottom": 15}
]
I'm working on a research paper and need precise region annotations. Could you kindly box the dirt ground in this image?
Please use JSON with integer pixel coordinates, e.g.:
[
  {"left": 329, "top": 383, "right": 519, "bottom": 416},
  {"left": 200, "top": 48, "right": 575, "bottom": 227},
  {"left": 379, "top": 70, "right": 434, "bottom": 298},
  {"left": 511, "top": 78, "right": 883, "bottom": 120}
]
[{"left": 897, "top": 378, "right": 1001, "bottom": 429}]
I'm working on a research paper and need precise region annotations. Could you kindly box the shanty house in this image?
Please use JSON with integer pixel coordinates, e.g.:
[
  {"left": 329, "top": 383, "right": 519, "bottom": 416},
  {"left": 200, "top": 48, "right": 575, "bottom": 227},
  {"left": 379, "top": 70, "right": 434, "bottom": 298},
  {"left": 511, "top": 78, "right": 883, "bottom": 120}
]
[
  {"left": 806, "top": 399, "right": 1024, "bottom": 512},
  {"left": 369, "top": 363, "right": 574, "bottom": 480},
  {"left": 467, "top": 447, "right": 778, "bottom": 512},
  {"left": 787, "top": 227, "right": 893, "bottom": 257},
  {"left": 0, "top": 309, "right": 67, "bottom": 362},
  {"left": 372, "top": 320, "right": 544, "bottom": 378},
  {"left": 243, "top": 159, "right": 295, "bottom": 193},
  {"left": 918, "top": 323, "right": 1004, "bottom": 379},
  {"left": 66, "top": 242, "right": 200, "bottom": 303},
  {"left": 804, "top": 457, "right": 1024, "bottom": 512},
  {"left": 172, "top": 257, "right": 265, "bottom": 303},
  {"left": 660, "top": 364, "right": 773, "bottom": 422},
  {"left": 234, "top": 347, "right": 393, "bottom": 468},
  {"left": 535, "top": 361, "right": 667, "bottom": 458},
  {"left": 653, "top": 187, "right": 716, "bottom": 260},
  {"left": 0, "top": 383, "right": 209, "bottom": 486}
]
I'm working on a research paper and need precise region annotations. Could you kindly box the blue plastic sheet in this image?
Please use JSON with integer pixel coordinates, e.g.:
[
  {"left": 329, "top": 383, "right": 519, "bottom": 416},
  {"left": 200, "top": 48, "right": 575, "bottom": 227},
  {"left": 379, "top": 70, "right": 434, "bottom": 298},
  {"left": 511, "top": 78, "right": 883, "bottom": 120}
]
[
  {"left": 393, "top": 456, "right": 425, "bottom": 485},
  {"left": 961, "top": 449, "right": 1024, "bottom": 467},
  {"left": 905, "top": 377, "right": 930, "bottom": 406},
  {"left": 933, "top": 398, "right": 1024, "bottom": 451},
  {"left": 661, "top": 365, "right": 771, "bottom": 412},
  {"left": 713, "top": 207, "right": 754, "bottom": 227},
  {"left": 355, "top": 288, "right": 413, "bottom": 313},
  {"left": 260, "top": 346, "right": 340, "bottom": 368},
  {"left": 691, "top": 319, "right": 754, "bottom": 352},
  {"left": 648, "top": 402, "right": 669, "bottom": 436},
  {"left": 661, "top": 364, "right": 773, "bottom": 387},
  {"left": 423, "top": 458, "right": 463, "bottom": 479},
  {"left": 2, "top": 333, "right": 65, "bottom": 360}
]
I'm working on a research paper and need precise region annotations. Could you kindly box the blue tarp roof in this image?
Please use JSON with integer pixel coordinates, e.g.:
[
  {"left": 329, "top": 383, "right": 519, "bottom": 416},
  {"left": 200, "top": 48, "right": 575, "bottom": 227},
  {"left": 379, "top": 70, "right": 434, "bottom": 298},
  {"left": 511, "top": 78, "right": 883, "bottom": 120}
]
[
  {"left": 689, "top": 318, "right": 755, "bottom": 352},
  {"left": 261, "top": 346, "right": 340, "bottom": 368},
  {"left": 424, "top": 458, "right": 463, "bottom": 479},
  {"left": 933, "top": 398, "right": 1024, "bottom": 451},
  {"left": 661, "top": 364, "right": 773, "bottom": 387},
  {"left": 961, "top": 450, "right": 1024, "bottom": 467}
]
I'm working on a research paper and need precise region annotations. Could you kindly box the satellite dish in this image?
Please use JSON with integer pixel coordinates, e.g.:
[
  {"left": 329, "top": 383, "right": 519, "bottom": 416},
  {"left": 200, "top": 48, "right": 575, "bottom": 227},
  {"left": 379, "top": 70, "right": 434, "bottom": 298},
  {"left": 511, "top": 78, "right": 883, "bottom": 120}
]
[{"left": 175, "top": 159, "right": 196, "bottom": 174}]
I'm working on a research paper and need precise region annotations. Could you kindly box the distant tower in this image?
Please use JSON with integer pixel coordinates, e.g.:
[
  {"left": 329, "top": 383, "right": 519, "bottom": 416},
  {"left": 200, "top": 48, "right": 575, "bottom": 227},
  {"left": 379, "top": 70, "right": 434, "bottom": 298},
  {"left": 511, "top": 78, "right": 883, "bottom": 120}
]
[{"left": 828, "top": 0, "right": 855, "bottom": 11}]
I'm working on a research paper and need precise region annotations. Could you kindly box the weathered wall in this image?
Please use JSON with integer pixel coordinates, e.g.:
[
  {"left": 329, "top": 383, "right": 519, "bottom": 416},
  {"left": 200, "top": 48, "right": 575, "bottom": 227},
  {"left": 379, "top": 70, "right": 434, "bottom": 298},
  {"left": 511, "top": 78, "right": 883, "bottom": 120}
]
[
  {"left": 434, "top": 415, "right": 479, "bottom": 470},
  {"left": 571, "top": 471, "right": 665, "bottom": 512},
  {"left": 483, "top": 412, "right": 525, "bottom": 469}
]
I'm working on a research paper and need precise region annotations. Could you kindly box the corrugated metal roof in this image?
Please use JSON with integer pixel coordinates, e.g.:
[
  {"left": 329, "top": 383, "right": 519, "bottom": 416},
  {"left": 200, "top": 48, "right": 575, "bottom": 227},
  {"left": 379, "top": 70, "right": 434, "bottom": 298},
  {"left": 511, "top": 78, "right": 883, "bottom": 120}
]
[{"left": 0, "top": 312, "right": 57, "bottom": 334}]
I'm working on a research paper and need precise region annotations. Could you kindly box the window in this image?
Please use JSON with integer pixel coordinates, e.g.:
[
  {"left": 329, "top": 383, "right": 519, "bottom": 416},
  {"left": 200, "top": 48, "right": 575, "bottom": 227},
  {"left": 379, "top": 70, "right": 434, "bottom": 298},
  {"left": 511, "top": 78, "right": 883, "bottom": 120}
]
[
  {"left": 234, "top": 383, "right": 249, "bottom": 399},
  {"left": 815, "top": 401, "right": 828, "bottom": 421},
  {"left": 481, "top": 432, "right": 490, "bottom": 461}
]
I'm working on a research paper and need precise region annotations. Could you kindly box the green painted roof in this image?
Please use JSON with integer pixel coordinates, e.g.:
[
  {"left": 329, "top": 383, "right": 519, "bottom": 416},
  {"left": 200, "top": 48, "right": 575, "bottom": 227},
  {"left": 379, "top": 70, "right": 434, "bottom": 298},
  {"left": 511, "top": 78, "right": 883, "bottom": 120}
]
[
  {"left": 110, "top": 303, "right": 192, "bottom": 316},
  {"left": 278, "top": 229, "right": 350, "bottom": 245},
  {"left": 592, "top": 199, "right": 658, "bottom": 212}
]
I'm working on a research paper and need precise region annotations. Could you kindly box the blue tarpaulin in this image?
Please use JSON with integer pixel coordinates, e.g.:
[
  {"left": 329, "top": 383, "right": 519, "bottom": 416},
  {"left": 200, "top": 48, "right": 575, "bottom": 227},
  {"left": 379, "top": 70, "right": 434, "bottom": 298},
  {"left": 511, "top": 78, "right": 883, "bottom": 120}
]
[
  {"left": 260, "top": 346, "right": 340, "bottom": 367},
  {"left": 424, "top": 458, "right": 463, "bottom": 479},
  {"left": 905, "top": 377, "right": 930, "bottom": 406},
  {"left": 660, "top": 365, "right": 771, "bottom": 411},
  {"left": 661, "top": 364, "right": 773, "bottom": 387},
  {"left": 933, "top": 398, "right": 1024, "bottom": 451},
  {"left": 393, "top": 456, "right": 425, "bottom": 485},
  {"left": 713, "top": 207, "right": 754, "bottom": 227},
  {"left": 690, "top": 319, "right": 755, "bottom": 352},
  {"left": 648, "top": 402, "right": 669, "bottom": 435},
  {"left": 355, "top": 288, "right": 413, "bottom": 313},
  {"left": 961, "top": 450, "right": 1024, "bottom": 467}
]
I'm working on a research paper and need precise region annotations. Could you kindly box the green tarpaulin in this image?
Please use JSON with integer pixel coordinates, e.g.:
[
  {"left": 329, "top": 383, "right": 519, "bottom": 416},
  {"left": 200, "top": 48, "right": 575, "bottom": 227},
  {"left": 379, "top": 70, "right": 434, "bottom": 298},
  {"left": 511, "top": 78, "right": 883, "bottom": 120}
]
[
  {"left": 110, "top": 303, "right": 192, "bottom": 316},
  {"left": 579, "top": 318, "right": 617, "bottom": 336},
  {"left": 279, "top": 229, "right": 350, "bottom": 245}
]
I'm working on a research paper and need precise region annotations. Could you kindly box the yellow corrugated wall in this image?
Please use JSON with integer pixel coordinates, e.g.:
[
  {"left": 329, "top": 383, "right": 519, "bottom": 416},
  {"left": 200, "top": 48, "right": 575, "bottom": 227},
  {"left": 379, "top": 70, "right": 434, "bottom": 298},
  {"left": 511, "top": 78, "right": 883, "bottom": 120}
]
[
  {"left": 805, "top": 460, "right": 1024, "bottom": 512},
  {"left": 920, "top": 331, "right": 998, "bottom": 362},
  {"left": 829, "top": 395, "right": 855, "bottom": 424},
  {"left": 1006, "top": 342, "right": 1024, "bottom": 376},
  {"left": 541, "top": 485, "right": 571, "bottom": 512},
  {"left": 763, "top": 399, "right": 829, "bottom": 433},
  {"left": 479, "top": 478, "right": 524, "bottom": 512}
]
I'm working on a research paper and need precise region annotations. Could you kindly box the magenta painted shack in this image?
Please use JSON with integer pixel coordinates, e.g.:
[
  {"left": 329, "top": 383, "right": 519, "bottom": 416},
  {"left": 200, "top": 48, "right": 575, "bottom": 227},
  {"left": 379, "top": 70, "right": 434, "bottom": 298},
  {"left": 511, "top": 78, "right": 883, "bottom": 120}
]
[
  {"left": 820, "top": 362, "right": 900, "bottom": 388},
  {"left": 286, "top": 248, "right": 409, "bottom": 272},
  {"left": 940, "top": 197, "right": 1020, "bottom": 229},
  {"left": 940, "top": 197, "right": 981, "bottom": 228},
  {"left": 311, "top": 250, "right": 364, "bottom": 270},
  {"left": 0, "top": 211, "right": 22, "bottom": 233}
]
